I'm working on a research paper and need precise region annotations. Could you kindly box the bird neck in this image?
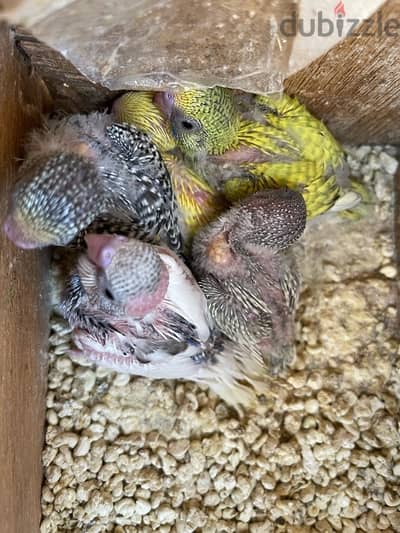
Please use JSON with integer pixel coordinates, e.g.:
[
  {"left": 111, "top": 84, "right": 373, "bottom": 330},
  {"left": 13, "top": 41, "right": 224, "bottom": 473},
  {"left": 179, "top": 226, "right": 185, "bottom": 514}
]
[{"left": 208, "top": 113, "right": 241, "bottom": 154}]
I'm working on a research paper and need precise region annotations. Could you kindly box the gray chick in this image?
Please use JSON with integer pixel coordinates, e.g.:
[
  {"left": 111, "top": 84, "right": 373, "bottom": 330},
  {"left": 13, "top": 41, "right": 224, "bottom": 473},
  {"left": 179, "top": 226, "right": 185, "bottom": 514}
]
[
  {"left": 3, "top": 112, "right": 182, "bottom": 253},
  {"left": 192, "top": 188, "right": 307, "bottom": 376}
]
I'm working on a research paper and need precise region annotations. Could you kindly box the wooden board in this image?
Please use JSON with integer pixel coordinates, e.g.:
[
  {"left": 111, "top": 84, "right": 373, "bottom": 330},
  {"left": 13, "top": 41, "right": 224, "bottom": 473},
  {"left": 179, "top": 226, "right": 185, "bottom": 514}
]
[
  {"left": 0, "top": 2, "right": 399, "bottom": 528},
  {"left": 286, "top": 0, "right": 400, "bottom": 145},
  {"left": 286, "top": 0, "right": 400, "bottom": 309},
  {"left": 396, "top": 167, "right": 400, "bottom": 336},
  {"left": 0, "top": 22, "right": 51, "bottom": 533},
  {"left": 11, "top": 24, "right": 115, "bottom": 114}
]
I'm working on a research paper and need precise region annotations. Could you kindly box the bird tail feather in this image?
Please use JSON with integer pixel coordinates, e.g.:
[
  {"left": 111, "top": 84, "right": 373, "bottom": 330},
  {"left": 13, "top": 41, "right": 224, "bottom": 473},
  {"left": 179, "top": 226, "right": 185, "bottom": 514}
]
[{"left": 194, "top": 343, "right": 269, "bottom": 412}]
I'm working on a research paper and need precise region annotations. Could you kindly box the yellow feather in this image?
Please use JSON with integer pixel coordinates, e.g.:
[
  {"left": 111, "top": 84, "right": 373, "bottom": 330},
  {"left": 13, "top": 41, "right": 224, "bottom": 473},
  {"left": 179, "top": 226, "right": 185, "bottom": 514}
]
[
  {"left": 114, "top": 91, "right": 176, "bottom": 152},
  {"left": 113, "top": 91, "right": 225, "bottom": 240},
  {"left": 169, "top": 88, "right": 360, "bottom": 219}
]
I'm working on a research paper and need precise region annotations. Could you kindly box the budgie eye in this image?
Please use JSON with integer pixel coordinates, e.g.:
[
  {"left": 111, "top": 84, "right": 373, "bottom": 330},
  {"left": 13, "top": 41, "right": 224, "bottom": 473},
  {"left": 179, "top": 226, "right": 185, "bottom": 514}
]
[
  {"left": 104, "top": 287, "right": 115, "bottom": 301},
  {"left": 178, "top": 118, "right": 200, "bottom": 133},
  {"left": 181, "top": 119, "right": 196, "bottom": 130},
  {"left": 97, "top": 273, "right": 116, "bottom": 301}
]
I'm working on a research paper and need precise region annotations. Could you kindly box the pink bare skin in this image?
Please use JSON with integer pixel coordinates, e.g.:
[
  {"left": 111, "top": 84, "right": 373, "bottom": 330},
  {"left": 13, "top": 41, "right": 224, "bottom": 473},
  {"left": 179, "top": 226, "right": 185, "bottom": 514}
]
[
  {"left": 85, "top": 234, "right": 128, "bottom": 268},
  {"left": 153, "top": 91, "right": 175, "bottom": 119},
  {"left": 209, "top": 145, "right": 274, "bottom": 165},
  {"left": 85, "top": 234, "right": 169, "bottom": 319},
  {"left": 3, "top": 215, "right": 39, "bottom": 249}
]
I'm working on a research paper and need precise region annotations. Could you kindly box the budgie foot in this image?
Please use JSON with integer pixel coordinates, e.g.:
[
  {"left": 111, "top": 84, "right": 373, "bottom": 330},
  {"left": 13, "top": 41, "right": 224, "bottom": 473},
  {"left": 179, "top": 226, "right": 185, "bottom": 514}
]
[
  {"left": 338, "top": 180, "right": 373, "bottom": 220},
  {"left": 328, "top": 190, "right": 361, "bottom": 213}
]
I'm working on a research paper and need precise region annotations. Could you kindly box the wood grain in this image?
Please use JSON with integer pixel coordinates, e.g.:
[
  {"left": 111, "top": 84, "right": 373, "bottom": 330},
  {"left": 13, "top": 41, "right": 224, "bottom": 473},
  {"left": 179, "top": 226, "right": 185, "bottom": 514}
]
[
  {"left": 285, "top": 0, "right": 400, "bottom": 145},
  {"left": 0, "top": 22, "right": 51, "bottom": 533},
  {"left": 10, "top": 1, "right": 400, "bottom": 145},
  {"left": 0, "top": 0, "right": 23, "bottom": 9},
  {"left": 13, "top": 24, "right": 116, "bottom": 114},
  {"left": 395, "top": 167, "right": 400, "bottom": 337}
]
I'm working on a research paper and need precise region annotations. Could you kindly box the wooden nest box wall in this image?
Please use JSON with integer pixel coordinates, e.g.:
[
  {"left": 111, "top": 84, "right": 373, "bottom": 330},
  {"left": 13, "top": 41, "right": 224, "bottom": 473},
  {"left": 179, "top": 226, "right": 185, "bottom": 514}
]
[{"left": 0, "top": 0, "right": 399, "bottom": 530}]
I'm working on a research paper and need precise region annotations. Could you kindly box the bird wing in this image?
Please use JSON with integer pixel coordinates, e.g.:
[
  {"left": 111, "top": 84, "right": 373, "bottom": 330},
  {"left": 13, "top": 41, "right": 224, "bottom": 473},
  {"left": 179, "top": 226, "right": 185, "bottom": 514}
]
[
  {"left": 159, "top": 248, "right": 213, "bottom": 344},
  {"left": 71, "top": 324, "right": 203, "bottom": 380},
  {"left": 237, "top": 120, "right": 302, "bottom": 162},
  {"left": 279, "top": 258, "right": 301, "bottom": 312},
  {"left": 104, "top": 122, "right": 182, "bottom": 253},
  {"left": 199, "top": 274, "right": 272, "bottom": 350},
  {"left": 60, "top": 271, "right": 121, "bottom": 345}
]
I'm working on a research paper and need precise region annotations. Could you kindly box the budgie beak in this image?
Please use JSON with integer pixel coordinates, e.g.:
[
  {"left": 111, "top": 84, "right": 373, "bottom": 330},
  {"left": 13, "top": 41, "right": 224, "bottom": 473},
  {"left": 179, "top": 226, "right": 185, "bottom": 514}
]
[
  {"left": 3, "top": 211, "right": 51, "bottom": 249},
  {"left": 153, "top": 91, "right": 174, "bottom": 118},
  {"left": 3, "top": 214, "right": 36, "bottom": 248},
  {"left": 85, "top": 234, "right": 127, "bottom": 269}
]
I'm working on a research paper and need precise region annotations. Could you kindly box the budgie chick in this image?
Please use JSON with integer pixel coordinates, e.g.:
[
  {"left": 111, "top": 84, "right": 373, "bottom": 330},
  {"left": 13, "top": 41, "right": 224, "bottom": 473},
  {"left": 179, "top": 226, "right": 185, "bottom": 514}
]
[
  {"left": 61, "top": 233, "right": 262, "bottom": 409},
  {"left": 192, "top": 188, "right": 306, "bottom": 376},
  {"left": 113, "top": 92, "right": 226, "bottom": 243},
  {"left": 3, "top": 112, "right": 182, "bottom": 252},
  {"left": 155, "top": 87, "right": 360, "bottom": 218}
]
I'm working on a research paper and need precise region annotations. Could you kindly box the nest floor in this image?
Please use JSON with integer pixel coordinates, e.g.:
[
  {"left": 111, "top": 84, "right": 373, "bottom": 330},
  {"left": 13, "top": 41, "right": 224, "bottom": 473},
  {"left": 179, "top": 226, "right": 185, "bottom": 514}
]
[{"left": 40, "top": 145, "right": 399, "bottom": 533}]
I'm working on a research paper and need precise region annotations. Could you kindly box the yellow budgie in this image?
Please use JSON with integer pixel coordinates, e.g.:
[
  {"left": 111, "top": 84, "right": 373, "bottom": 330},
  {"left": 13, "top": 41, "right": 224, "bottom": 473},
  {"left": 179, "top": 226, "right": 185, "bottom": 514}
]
[{"left": 154, "top": 87, "right": 361, "bottom": 218}]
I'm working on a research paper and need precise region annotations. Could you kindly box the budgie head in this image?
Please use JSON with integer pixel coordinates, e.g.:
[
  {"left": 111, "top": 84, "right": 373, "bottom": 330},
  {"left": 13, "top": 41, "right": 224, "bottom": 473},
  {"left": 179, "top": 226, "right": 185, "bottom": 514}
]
[
  {"left": 113, "top": 91, "right": 176, "bottom": 152},
  {"left": 154, "top": 87, "right": 240, "bottom": 157},
  {"left": 193, "top": 188, "right": 307, "bottom": 279},
  {"left": 4, "top": 152, "right": 104, "bottom": 249},
  {"left": 83, "top": 234, "right": 169, "bottom": 318}
]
